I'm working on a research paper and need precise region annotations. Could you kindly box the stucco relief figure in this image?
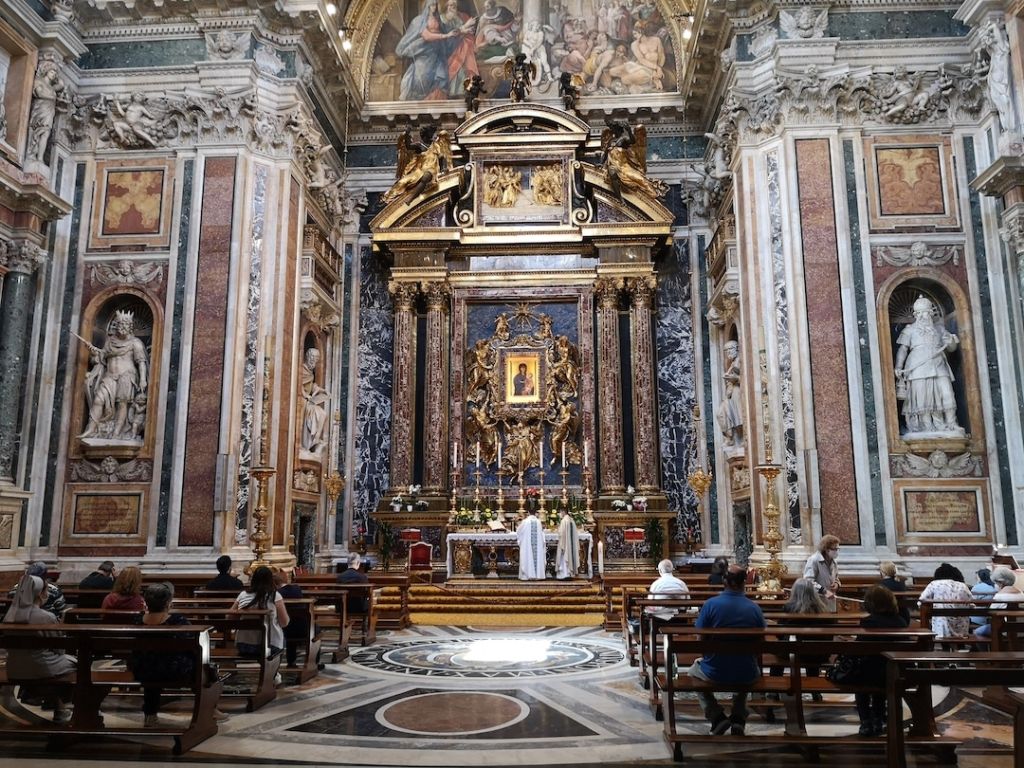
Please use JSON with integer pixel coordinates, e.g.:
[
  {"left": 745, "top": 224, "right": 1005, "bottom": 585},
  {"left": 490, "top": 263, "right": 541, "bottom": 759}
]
[
  {"left": 716, "top": 340, "right": 743, "bottom": 449},
  {"left": 466, "top": 339, "right": 495, "bottom": 399},
  {"left": 779, "top": 7, "right": 828, "bottom": 39},
  {"left": 27, "top": 55, "right": 68, "bottom": 164},
  {"left": 300, "top": 347, "right": 330, "bottom": 455},
  {"left": 466, "top": 404, "right": 499, "bottom": 465},
  {"left": 548, "top": 401, "right": 579, "bottom": 466},
  {"left": 600, "top": 121, "right": 667, "bottom": 199},
  {"left": 494, "top": 312, "right": 510, "bottom": 340},
  {"left": 894, "top": 297, "right": 964, "bottom": 437},
  {"left": 109, "top": 93, "right": 160, "bottom": 148},
  {"left": 80, "top": 310, "right": 149, "bottom": 443},
  {"left": 484, "top": 165, "right": 522, "bottom": 207},
  {"left": 551, "top": 335, "right": 579, "bottom": 398},
  {"left": 979, "top": 20, "right": 1017, "bottom": 133},
  {"left": 505, "top": 419, "right": 538, "bottom": 476},
  {"left": 382, "top": 126, "right": 452, "bottom": 205}
]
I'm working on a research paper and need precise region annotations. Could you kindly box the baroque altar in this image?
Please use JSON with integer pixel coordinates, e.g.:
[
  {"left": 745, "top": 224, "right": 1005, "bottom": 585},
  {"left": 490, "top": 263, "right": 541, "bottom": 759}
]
[{"left": 446, "top": 531, "right": 594, "bottom": 580}]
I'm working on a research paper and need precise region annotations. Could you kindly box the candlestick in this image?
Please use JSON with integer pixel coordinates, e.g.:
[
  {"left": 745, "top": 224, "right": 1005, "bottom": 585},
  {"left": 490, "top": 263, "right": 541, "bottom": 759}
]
[
  {"left": 561, "top": 442, "right": 566, "bottom": 469},
  {"left": 560, "top": 465, "right": 569, "bottom": 507},
  {"left": 538, "top": 465, "right": 546, "bottom": 515},
  {"left": 517, "top": 472, "right": 526, "bottom": 520},
  {"left": 473, "top": 467, "right": 482, "bottom": 510},
  {"left": 448, "top": 465, "right": 459, "bottom": 525},
  {"left": 539, "top": 441, "right": 544, "bottom": 469},
  {"left": 497, "top": 441, "right": 502, "bottom": 471},
  {"left": 496, "top": 467, "right": 505, "bottom": 518},
  {"left": 476, "top": 441, "right": 480, "bottom": 468},
  {"left": 597, "top": 541, "right": 604, "bottom": 575},
  {"left": 584, "top": 440, "right": 589, "bottom": 469},
  {"left": 453, "top": 440, "right": 458, "bottom": 467}
]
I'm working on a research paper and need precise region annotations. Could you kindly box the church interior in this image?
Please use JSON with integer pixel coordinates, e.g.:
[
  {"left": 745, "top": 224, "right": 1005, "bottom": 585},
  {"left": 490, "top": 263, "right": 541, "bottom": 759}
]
[{"left": 0, "top": 0, "right": 1023, "bottom": 764}]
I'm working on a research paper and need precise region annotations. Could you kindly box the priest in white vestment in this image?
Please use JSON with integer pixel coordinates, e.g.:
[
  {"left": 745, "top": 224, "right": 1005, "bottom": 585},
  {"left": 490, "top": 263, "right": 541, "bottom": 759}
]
[
  {"left": 555, "top": 509, "right": 580, "bottom": 579},
  {"left": 517, "top": 510, "right": 547, "bottom": 580}
]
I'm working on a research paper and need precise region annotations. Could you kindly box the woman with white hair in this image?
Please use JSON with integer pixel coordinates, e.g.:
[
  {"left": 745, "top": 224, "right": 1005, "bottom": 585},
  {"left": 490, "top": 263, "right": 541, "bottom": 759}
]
[
  {"left": 974, "top": 566, "right": 1024, "bottom": 640},
  {"left": 2, "top": 574, "right": 76, "bottom": 722}
]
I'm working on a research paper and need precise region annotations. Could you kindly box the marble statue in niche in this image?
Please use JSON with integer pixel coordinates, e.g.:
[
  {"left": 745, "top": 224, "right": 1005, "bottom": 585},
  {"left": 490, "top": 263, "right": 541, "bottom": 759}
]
[
  {"left": 716, "top": 339, "right": 743, "bottom": 450},
  {"left": 80, "top": 310, "right": 149, "bottom": 444},
  {"left": 894, "top": 296, "right": 964, "bottom": 437},
  {"left": 300, "top": 346, "right": 330, "bottom": 456},
  {"left": 27, "top": 53, "right": 69, "bottom": 165},
  {"left": 978, "top": 20, "right": 1017, "bottom": 134}
]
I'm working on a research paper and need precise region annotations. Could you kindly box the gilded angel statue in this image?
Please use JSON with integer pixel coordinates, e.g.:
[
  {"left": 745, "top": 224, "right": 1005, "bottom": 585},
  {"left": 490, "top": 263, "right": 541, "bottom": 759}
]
[
  {"left": 600, "top": 120, "right": 668, "bottom": 199},
  {"left": 382, "top": 125, "right": 453, "bottom": 205},
  {"left": 504, "top": 53, "right": 536, "bottom": 103}
]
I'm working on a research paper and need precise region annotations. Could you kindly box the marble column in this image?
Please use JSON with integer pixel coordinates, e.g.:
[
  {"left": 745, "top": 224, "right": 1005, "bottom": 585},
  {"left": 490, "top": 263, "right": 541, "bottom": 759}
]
[
  {"left": 0, "top": 241, "right": 46, "bottom": 481},
  {"left": 422, "top": 279, "right": 450, "bottom": 491},
  {"left": 594, "top": 276, "right": 625, "bottom": 493},
  {"left": 1002, "top": 202, "right": 1024, "bottom": 316},
  {"left": 628, "top": 274, "right": 660, "bottom": 492},
  {"left": 389, "top": 281, "right": 419, "bottom": 492}
]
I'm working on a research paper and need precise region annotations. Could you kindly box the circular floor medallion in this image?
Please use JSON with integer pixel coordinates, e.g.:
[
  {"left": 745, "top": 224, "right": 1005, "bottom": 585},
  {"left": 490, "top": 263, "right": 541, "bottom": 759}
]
[{"left": 376, "top": 691, "right": 528, "bottom": 735}]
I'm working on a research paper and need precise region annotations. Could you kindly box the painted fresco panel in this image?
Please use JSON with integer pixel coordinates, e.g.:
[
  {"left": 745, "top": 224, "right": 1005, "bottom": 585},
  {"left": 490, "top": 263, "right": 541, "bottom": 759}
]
[
  {"left": 876, "top": 147, "right": 944, "bottom": 216},
  {"left": 368, "top": 0, "right": 676, "bottom": 102}
]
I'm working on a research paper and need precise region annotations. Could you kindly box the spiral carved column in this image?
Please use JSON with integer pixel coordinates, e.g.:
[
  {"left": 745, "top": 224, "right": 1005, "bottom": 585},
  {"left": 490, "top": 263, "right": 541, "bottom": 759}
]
[
  {"left": 628, "top": 274, "right": 660, "bottom": 492},
  {"left": 388, "top": 281, "right": 419, "bottom": 492},
  {"left": 422, "top": 279, "right": 450, "bottom": 491},
  {"left": 594, "top": 276, "right": 625, "bottom": 493}
]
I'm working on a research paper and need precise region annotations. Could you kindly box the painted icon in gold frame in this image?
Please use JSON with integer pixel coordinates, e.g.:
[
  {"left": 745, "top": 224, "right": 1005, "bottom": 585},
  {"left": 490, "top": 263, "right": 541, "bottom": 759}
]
[{"left": 505, "top": 353, "right": 541, "bottom": 404}]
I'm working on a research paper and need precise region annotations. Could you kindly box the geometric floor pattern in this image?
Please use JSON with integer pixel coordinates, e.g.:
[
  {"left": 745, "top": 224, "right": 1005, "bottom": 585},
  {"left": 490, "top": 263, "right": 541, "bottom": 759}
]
[{"left": 1, "top": 625, "right": 1017, "bottom": 767}]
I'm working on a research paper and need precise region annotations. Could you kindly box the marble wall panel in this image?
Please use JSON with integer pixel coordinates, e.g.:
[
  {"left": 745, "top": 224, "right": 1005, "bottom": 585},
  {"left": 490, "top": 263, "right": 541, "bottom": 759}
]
[
  {"left": 180, "top": 156, "right": 236, "bottom": 547},
  {"left": 696, "top": 234, "right": 719, "bottom": 543},
  {"left": 79, "top": 40, "right": 210, "bottom": 70},
  {"left": 656, "top": 239, "right": 698, "bottom": 542},
  {"left": 795, "top": 139, "right": 859, "bottom": 545},
  {"left": 157, "top": 158, "right": 195, "bottom": 546},
  {"left": 827, "top": 11, "right": 968, "bottom": 40},
  {"left": 766, "top": 152, "right": 802, "bottom": 543},
  {"left": 354, "top": 246, "right": 394, "bottom": 541},
  {"left": 274, "top": 180, "right": 301, "bottom": 546},
  {"left": 235, "top": 163, "right": 267, "bottom": 543},
  {"left": 41, "top": 163, "right": 86, "bottom": 547}
]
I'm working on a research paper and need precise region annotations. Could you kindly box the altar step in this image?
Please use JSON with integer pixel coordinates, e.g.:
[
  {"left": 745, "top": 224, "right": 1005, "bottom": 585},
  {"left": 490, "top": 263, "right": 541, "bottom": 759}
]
[{"left": 379, "top": 581, "right": 608, "bottom": 627}]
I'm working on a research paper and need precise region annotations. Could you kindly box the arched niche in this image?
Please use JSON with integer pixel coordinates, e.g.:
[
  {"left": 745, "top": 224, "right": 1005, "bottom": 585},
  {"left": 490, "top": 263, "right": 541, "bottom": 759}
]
[
  {"left": 875, "top": 269, "right": 983, "bottom": 453},
  {"left": 72, "top": 286, "right": 163, "bottom": 459}
]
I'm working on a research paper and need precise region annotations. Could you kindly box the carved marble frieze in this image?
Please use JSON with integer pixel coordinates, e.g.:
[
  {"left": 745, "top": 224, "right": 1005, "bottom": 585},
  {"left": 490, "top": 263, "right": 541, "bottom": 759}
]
[
  {"left": 300, "top": 288, "right": 340, "bottom": 334},
  {"left": 89, "top": 260, "right": 165, "bottom": 288},
  {"left": 70, "top": 455, "right": 152, "bottom": 483},
  {"left": 779, "top": 7, "right": 828, "bottom": 39},
  {"left": 890, "top": 451, "right": 983, "bottom": 478},
  {"left": 293, "top": 469, "right": 319, "bottom": 493},
  {"left": 872, "top": 242, "right": 961, "bottom": 268}
]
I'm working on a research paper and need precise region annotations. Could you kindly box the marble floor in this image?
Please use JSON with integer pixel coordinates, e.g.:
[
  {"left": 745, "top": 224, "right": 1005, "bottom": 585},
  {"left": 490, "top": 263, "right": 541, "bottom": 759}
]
[{"left": 0, "top": 625, "right": 1016, "bottom": 767}]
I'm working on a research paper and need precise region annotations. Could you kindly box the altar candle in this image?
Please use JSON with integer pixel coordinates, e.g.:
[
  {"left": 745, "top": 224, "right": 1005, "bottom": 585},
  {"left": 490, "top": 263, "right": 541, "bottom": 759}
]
[
  {"left": 497, "top": 442, "right": 502, "bottom": 469},
  {"left": 584, "top": 440, "right": 589, "bottom": 469},
  {"left": 539, "top": 441, "right": 543, "bottom": 468},
  {"left": 476, "top": 441, "right": 480, "bottom": 468},
  {"left": 598, "top": 541, "right": 605, "bottom": 574},
  {"left": 453, "top": 440, "right": 458, "bottom": 466},
  {"left": 561, "top": 442, "right": 566, "bottom": 469}
]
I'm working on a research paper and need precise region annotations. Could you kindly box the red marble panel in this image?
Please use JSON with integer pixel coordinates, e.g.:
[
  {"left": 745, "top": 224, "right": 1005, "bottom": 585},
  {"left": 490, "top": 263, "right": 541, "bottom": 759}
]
[
  {"left": 795, "top": 139, "right": 860, "bottom": 545},
  {"left": 179, "top": 157, "right": 236, "bottom": 546},
  {"left": 274, "top": 179, "right": 300, "bottom": 546}
]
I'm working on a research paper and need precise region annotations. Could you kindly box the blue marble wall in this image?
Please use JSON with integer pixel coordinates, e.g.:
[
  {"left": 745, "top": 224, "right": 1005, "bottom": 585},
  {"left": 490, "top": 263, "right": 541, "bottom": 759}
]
[
  {"left": 353, "top": 246, "right": 394, "bottom": 540},
  {"left": 656, "top": 240, "right": 698, "bottom": 542},
  {"left": 963, "top": 137, "right": 1018, "bottom": 545},
  {"left": 696, "top": 234, "right": 719, "bottom": 545},
  {"left": 827, "top": 11, "right": 968, "bottom": 40},
  {"left": 347, "top": 145, "right": 399, "bottom": 169},
  {"left": 40, "top": 163, "right": 86, "bottom": 547},
  {"left": 157, "top": 158, "right": 195, "bottom": 546},
  {"left": 79, "top": 40, "right": 210, "bottom": 69},
  {"left": 647, "top": 136, "right": 708, "bottom": 161},
  {"left": 336, "top": 242, "right": 355, "bottom": 543},
  {"left": 464, "top": 301, "right": 581, "bottom": 487}
]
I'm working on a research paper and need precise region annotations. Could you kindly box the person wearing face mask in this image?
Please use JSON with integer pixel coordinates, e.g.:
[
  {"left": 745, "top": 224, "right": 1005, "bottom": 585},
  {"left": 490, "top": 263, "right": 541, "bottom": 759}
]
[{"left": 802, "top": 535, "right": 841, "bottom": 612}]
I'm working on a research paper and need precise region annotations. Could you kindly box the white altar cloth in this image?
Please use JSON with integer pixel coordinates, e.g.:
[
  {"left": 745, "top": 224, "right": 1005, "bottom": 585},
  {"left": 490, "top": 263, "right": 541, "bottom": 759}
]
[{"left": 445, "top": 531, "right": 593, "bottom": 579}]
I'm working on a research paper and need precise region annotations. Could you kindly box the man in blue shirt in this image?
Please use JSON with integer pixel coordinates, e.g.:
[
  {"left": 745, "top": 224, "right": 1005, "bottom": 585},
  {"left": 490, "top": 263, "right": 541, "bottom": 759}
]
[{"left": 687, "top": 565, "right": 766, "bottom": 735}]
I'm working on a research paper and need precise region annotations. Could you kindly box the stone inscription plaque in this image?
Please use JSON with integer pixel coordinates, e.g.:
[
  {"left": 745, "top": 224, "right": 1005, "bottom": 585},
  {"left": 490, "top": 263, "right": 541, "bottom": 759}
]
[
  {"left": 904, "top": 490, "right": 980, "bottom": 533},
  {"left": 73, "top": 494, "right": 141, "bottom": 535}
]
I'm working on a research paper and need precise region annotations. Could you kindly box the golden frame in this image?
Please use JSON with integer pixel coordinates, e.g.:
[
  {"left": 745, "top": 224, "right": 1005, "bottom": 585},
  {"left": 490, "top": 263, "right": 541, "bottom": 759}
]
[{"left": 504, "top": 352, "right": 541, "bottom": 404}]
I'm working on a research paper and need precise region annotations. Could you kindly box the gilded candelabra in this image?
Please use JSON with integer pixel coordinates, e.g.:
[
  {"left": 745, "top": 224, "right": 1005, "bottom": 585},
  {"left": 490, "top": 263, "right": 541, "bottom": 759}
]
[
  {"left": 496, "top": 468, "right": 506, "bottom": 521},
  {"left": 560, "top": 465, "right": 569, "bottom": 508},
  {"left": 246, "top": 351, "right": 276, "bottom": 575},
  {"left": 757, "top": 350, "right": 787, "bottom": 590},
  {"left": 449, "top": 466, "right": 459, "bottom": 525},
  {"left": 583, "top": 466, "right": 594, "bottom": 527},
  {"left": 687, "top": 405, "right": 713, "bottom": 553}
]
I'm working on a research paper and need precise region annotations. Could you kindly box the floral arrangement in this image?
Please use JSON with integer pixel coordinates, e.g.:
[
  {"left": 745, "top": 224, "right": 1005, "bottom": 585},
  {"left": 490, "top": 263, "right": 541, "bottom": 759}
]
[
  {"left": 414, "top": 499, "right": 429, "bottom": 511},
  {"left": 525, "top": 487, "right": 540, "bottom": 500},
  {"left": 611, "top": 486, "right": 647, "bottom": 511},
  {"left": 633, "top": 495, "right": 648, "bottom": 512},
  {"left": 544, "top": 508, "right": 561, "bottom": 528},
  {"left": 391, "top": 494, "right": 403, "bottom": 507},
  {"left": 611, "top": 499, "right": 627, "bottom": 510},
  {"left": 455, "top": 507, "right": 476, "bottom": 525},
  {"left": 408, "top": 484, "right": 421, "bottom": 499}
]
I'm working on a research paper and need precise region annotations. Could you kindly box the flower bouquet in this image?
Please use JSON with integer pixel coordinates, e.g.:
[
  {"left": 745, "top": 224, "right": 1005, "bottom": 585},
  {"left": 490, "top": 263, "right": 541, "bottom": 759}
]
[{"left": 633, "top": 495, "right": 648, "bottom": 512}]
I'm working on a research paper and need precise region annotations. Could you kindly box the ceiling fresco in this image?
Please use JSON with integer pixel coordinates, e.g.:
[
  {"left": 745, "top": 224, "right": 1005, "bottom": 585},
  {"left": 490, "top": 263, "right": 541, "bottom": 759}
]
[{"left": 366, "top": 0, "right": 680, "bottom": 103}]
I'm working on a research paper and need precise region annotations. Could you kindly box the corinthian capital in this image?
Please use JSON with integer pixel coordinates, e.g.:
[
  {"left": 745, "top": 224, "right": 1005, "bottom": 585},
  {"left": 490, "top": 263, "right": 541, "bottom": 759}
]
[
  {"left": 6, "top": 241, "right": 48, "bottom": 274},
  {"left": 421, "top": 280, "right": 451, "bottom": 312},
  {"left": 388, "top": 280, "right": 420, "bottom": 311},
  {"left": 627, "top": 275, "right": 657, "bottom": 308},
  {"left": 593, "top": 277, "right": 624, "bottom": 310},
  {"left": 1000, "top": 203, "right": 1024, "bottom": 257}
]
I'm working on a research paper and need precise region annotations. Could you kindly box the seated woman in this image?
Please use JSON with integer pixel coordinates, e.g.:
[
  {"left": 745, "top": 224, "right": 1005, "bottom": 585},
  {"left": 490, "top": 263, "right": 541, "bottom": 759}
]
[
  {"left": 769, "top": 578, "right": 831, "bottom": 700},
  {"left": 273, "top": 570, "right": 309, "bottom": 668},
  {"left": 973, "top": 566, "right": 1024, "bottom": 641},
  {"left": 877, "top": 561, "right": 911, "bottom": 625},
  {"left": 707, "top": 556, "right": 728, "bottom": 585},
  {"left": 2, "top": 574, "right": 76, "bottom": 723},
  {"left": 918, "top": 563, "right": 973, "bottom": 639},
  {"left": 232, "top": 566, "right": 289, "bottom": 662},
  {"left": 855, "top": 585, "right": 908, "bottom": 737},
  {"left": 101, "top": 565, "right": 146, "bottom": 615}
]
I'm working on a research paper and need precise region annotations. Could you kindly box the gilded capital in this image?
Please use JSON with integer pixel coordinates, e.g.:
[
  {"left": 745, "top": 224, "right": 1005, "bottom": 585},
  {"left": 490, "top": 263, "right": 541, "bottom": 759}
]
[
  {"left": 593, "top": 277, "right": 623, "bottom": 310},
  {"left": 627, "top": 275, "right": 657, "bottom": 308},
  {"left": 422, "top": 280, "right": 451, "bottom": 312},
  {"left": 388, "top": 280, "right": 420, "bottom": 311}
]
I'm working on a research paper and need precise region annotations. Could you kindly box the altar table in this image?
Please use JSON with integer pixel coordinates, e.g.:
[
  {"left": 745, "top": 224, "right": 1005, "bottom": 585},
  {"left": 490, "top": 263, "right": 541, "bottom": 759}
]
[{"left": 446, "top": 531, "right": 593, "bottom": 579}]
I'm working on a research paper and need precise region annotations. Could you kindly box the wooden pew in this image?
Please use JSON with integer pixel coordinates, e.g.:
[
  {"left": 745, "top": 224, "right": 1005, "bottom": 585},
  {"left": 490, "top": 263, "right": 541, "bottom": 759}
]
[
  {"left": 658, "top": 626, "right": 947, "bottom": 762},
  {"left": 885, "top": 650, "right": 1024, "bottom": 768},
  {"left": 0, "top": 623, "right": 222, "bottom": 755}
]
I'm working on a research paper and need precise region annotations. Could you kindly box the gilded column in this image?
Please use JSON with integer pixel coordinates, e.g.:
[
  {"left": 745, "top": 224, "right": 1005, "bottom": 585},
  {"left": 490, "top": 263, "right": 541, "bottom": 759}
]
[
  {"left": 422, "top": 279, "right": 450, "bottom": 491},
  {"left": 594, "top": 276, "right": 625, "bottom": 492},
  {"left": 388, "top": 281, "right": 419, "bottom": 491},
  {"left": 628, "top": 274, "right": 660, "bottom": 492},
  {"left": 0, "top": 241, "right": 47, "bottom": 480}
]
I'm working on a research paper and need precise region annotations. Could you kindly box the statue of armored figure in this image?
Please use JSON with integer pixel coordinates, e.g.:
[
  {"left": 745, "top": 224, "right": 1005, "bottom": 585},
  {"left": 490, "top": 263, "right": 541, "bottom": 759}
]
[
  {"left": 80, "top": 310, "right": 149, "bottom": 443},
  {"left": 300, "top": 347, "right": 330, "bottom": 455},
  {"left": 716, "top": 340, "right": 743, "bottom": 449},
  {"left": 894, "top": 296, "right": 964, "bottom": 437}
]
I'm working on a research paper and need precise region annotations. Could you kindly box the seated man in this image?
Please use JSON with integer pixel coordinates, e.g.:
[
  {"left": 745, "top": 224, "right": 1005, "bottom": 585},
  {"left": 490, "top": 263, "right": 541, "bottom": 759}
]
[
  {"left": 687, "top": 565, "right": 766, "bottom": 736},
  {"left": 646, "top": 558, "right": 689, "bottom": 622},
  {"left": 79, "top": 560, "right": 116, "bottom": 590},
  {"left": 206, "top": 555, "right": 244, "bottom": 591},
  {"left": 336, "top": 553, "right": 369, "bottom": 614},
  {"left": 7, "top": 562, "right": 66, "bottom": 619}
]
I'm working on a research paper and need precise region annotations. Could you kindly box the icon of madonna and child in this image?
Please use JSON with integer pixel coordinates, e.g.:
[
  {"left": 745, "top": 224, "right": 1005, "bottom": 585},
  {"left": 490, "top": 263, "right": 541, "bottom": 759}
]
[{"left": 375, "top": 0, "right": 676, "bottom": 102}]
